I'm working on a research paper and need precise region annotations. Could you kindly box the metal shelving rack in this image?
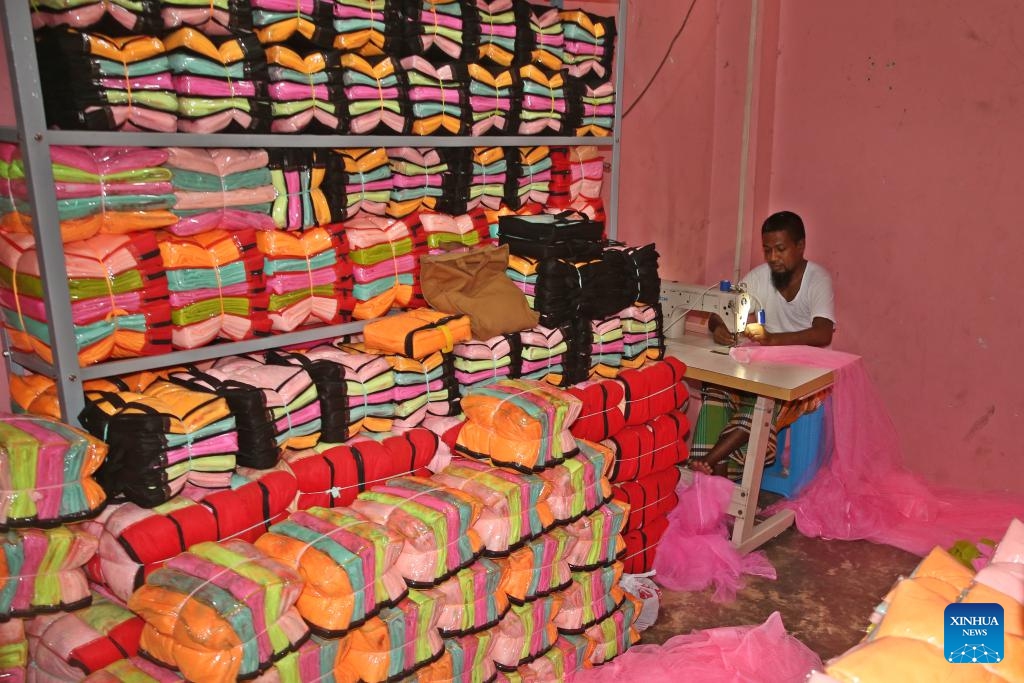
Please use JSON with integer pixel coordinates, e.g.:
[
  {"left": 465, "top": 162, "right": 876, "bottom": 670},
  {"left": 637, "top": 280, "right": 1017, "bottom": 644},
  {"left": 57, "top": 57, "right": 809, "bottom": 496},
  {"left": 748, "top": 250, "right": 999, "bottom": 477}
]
[{"left": 0, "top": 0, "right": 628, "bottom": 425}]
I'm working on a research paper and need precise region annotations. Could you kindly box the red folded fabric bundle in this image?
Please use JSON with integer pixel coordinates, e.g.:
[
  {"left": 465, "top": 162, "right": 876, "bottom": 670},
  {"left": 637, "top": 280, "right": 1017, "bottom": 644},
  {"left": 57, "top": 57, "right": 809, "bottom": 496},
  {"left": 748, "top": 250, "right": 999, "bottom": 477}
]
[
  {"left": 602, "top": 409, "right": 690, "bottom": 483},
  {"left": 620, "top": 515, "right": 670, "bottom": 575},
  {"left": 26, "top": 594, "right": 144, "bottom": 680},
  {"left": 82, "top": 466, "right": 298, "bottom": 603},
  {"left": 612, "top": 466, "right": 681, "bottom": 533},
  {"left": 283, "top": 428, "right": 439, "bottom": 511},
  {"left": 616, "top": 357, "right": 687, "bottom": 427},
  {"left": 565, "top": 378, "right": 626, "bottom": 442}
]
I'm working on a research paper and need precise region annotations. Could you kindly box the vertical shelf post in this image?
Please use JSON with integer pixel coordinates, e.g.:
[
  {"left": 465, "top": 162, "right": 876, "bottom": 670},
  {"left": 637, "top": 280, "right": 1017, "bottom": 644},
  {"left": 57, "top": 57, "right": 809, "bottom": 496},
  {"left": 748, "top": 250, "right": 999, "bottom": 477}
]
[
  {"left": 1, "top": 2, "right": 86, "bottom": 422},
  {"left": 608, "top": 0, "right": 628, "bottom": 240}
]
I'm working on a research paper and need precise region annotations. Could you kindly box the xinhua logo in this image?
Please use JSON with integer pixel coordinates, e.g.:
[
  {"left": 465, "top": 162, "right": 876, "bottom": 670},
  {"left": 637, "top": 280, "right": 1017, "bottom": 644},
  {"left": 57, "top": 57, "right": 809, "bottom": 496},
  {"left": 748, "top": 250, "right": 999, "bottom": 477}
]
[{"left": 944, "top": 603, "right": 1004, "bottom": 664}]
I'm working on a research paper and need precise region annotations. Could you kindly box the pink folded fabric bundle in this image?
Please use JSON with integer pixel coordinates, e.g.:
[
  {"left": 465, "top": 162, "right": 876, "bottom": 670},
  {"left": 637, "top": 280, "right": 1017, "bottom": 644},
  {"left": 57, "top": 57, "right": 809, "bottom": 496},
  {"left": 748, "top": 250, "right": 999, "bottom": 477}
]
[
  {"left": 161, "top": 0, "right": 254, "bottom": 36},
  {"left": 164, "top": 147, "right": 277, "bottom": 234},
  {"left": 497, "top": 527, "right": 576, "bottom": 605},
  {"left": 490, "top": 594, "right": 563, "bottom": 671},
  {"left": 539, "top": 440, "right": 614, "bottom": 524},
  {"left": 428, "top": 557, "right": 511, "bottom": 636},
  {"left": 30, "top": 0, "right": 162, "bottom": 33}
]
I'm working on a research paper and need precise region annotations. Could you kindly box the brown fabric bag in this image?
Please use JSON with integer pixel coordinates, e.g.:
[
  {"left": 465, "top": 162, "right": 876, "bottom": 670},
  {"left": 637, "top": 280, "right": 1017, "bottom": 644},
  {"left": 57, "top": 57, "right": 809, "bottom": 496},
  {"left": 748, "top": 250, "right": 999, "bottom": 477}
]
[{"left": 420, "top": 244, "right": 539, "bottom": 340}]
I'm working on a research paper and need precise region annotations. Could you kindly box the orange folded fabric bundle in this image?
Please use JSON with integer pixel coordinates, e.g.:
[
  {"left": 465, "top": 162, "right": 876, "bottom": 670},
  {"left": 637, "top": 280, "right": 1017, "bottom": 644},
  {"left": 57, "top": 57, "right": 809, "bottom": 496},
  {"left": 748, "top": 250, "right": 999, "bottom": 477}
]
[{"left": 362, "top": 308, "right": 471, "bottom": 359}]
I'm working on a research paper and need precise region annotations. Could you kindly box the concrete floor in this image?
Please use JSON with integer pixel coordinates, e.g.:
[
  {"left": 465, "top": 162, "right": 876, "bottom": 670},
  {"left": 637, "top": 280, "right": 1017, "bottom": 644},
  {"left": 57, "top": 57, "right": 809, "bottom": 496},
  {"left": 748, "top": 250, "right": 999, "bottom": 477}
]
[{"left": 641, "top": 525, "right": 922, "bottom": 661}]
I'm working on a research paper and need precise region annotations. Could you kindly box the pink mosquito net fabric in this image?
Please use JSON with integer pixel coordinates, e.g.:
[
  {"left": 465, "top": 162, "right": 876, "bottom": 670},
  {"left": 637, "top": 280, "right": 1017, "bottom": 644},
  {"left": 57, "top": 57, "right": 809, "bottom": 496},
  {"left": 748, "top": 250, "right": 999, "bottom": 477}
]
[
  {"left": 574, "top": 611, "right": 821, "bottom": 683},
  {"left": 728, "top": 345, "right": 1024, "bottom": 556}
]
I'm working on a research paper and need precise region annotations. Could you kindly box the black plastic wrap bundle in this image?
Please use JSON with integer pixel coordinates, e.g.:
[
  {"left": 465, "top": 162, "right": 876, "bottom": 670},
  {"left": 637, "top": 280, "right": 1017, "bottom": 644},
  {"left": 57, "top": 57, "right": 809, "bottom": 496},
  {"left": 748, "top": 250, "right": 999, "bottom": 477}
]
[
  {"left": 31, "top": 0, "right": 163, "bottom": 35},
  {"left": 533, "top": 249, "right": 636, "bottom": 328},
  {"left": 465, "top": 145, "right": 507, "bottom": 211},
  {"left": 266, "top": 45, "right": 347, "bottom": 133},
  {"left": 165, "top": 28, "right": 271, "bottom": 134},
  {"left": 36, "top": 28, "right": 178, "bottom": 132},
  {"left": 325, "top": 147, "right": 394, "bottom": 220},
  {"left": 266, "top": 346, "right": 351, "bottom": 442},
  {"left": 393, "top": 0, "right": 481, "bottom": 63},
  {"left": 606, "top": 241, "right": 661, "bottom": 306},
  {"left": 504, "top": 145, "right": 552, "bottom": 210},
  {"left": 267, "top": 148, "right": 333, "bottom": 230},
  {"left": 568, "top": 73, "right": 613, "bottom": 137},
  {"left": 387, "top": 146, "right": 472, "bottom": 217}
]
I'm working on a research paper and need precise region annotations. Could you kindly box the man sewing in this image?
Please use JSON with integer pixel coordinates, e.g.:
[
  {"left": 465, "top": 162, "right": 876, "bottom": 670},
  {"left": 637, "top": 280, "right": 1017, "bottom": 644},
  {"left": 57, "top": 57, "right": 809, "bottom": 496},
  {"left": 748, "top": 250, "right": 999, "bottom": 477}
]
[{"left": 687, "top": 210, "right": 836, "bottom": 477}]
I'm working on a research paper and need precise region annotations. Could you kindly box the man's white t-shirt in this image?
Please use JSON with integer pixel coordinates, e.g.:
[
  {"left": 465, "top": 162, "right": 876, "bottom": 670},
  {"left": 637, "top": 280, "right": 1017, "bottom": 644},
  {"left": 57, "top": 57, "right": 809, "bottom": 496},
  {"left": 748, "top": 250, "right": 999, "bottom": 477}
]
[{"left": 740, "top": 261, "right": 836, "bottom": 334}]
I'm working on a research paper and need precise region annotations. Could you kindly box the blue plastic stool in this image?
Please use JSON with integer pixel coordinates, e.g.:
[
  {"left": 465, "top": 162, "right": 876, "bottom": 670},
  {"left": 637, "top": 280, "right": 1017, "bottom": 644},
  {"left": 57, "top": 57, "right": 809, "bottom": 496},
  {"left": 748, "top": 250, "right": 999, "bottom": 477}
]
[{"left": 761, "top": 401, "right": 829, "bottom": 498}]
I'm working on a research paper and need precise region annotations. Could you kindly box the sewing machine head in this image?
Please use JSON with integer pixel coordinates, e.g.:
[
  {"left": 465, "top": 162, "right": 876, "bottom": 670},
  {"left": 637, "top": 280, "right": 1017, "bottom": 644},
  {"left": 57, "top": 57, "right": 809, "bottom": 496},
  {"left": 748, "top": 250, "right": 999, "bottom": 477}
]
[{"left": 661, "top": 281, "right": 755, "bottom": 335}]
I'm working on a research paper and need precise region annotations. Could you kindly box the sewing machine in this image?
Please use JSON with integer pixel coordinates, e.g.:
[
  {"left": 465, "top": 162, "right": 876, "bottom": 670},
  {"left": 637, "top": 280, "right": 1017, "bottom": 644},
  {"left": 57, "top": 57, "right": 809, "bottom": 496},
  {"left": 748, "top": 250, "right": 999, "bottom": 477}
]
[{"left": 660, "top": 281, "right": 756, "bottom": 336}]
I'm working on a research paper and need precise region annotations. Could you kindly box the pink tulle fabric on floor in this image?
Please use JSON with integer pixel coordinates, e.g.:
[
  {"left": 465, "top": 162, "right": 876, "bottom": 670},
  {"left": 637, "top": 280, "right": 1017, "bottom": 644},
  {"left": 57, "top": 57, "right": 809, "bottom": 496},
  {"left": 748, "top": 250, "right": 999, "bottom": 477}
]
[
  {"left": 575, "top": 611, "right": 821, "bottom": 683},
  {"left": 730, "top": 345, "right": 1024, "bottom": 556},
  {"left": 651, "top": 472, "right": 777, "bottom": 601}
]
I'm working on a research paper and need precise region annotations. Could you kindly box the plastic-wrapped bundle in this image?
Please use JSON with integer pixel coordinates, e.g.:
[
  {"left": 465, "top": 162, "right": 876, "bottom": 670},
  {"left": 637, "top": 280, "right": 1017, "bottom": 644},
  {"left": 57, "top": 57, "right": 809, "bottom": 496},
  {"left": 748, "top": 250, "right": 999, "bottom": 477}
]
[
  {"left": 441, "top": 630, "right": 496, "bottom": 683},
  {"left": 515, "top": 324, "right": 568, "bottom": 384},
  {"left": 560, "top": 9, "right": 615, "bottom": 79},
  {"left": 79, "top": 380, "right": 237, "bottom": 507},
  {"left": 538, "top": 440, "right": 613, "bottom": 525},
  {"left": 0, "top": 145, "right": 176, "bottom": 242},
  {"left": 0, "top": 619, "right": 27, "bottom": 682},
  {"left": 0, "top": 232, "right": 172, "bottom": 366},
  {"left": 418, "top": 210, "right": 488, "bottom": 254},
  {"left": 588, "top": 315, "right": 624, "bottom": 379},
  {"left": 326, "top": 147, "right": 394, "bottom": 220},
  {"left": 602, "top": 410, "right": 689, "bottom": 483},
  {"left": 397, "top": 0, "right": 480, "bottom": 63},
  {"left": 30, "top": 0, "right": 162, "bottom": 33},
  {"left": 567, "top": 145, "right": 604, "bottom": 209},
  {"left": 474, "top": 0, "right": 527, "bottom": 67},
  {"left": 9, "top": 372, "right": 159, "bottom": 420},
  {"left": 456, "top": 378, "right": 582, "bottom": 472},
  {"left": 614, "top": 467, "right": 680, "bottom": 533},
  {"left": 351, "top": 475, "right": 484, "bottom": 587},
  {"left": 164, "top": 29, "right": 270, "bottom": 134},
  {"left": 505, "top": 146, "right": 551, "bottom": 210},
  {"left": 165, "top": 147, "right": 277, "bottom": 235},
  {"left": 342, "top": 591, "right": 445, "bottom": 683},
  {"left": 341, "top": 54, "right": 409, "bottom": 135},
  {"left": 553, "top": 562, "right": 625, "bottom": 635},
  {"left": 465, "top": 146, "right": 506, "bottom": 211},
  {"left": 0, "top": 526, "right": 96, "bottom": 619},
  {"left": 255, "top": 506, "right": 408, "bottom": 636},
  {"left": 158, "top": 229, "right": 269, "bottom": 350},
  {"left": 490, "top": 594, "right": 562, "bottom": 671},
  {"left": 466, "top": 63, "right": 519, "bottom": 136},
  {"left": 249, "top": 635, "right": 349, "bottom": 683},
  {"left": 257, "top": 227, "right": 346, "bottom": 332},
  {"left": 325, "top": 346, "right": 397, "bottom": 435},
  {"left": 127, "top": 540, "right": 308, "bottom": 683},
  {"left": 545, "top": 146, "right": 573, "bottom": 210},
  {"left": 524, "top": 4, "right": 564, "bottom": 70},
  {"left": 564, "top": 500, "right": 628, "bottom": 571},
  {"left": 339, "top": 215, "right": 416, "bottom": 319},
  {"left": 564, "top": 378, "right": 625, "bottom": 443},
  {"left": 207, "top": 355, "right": 323, "bottom": 449},
  {"left": 381, "top": 348, "right": 461, "bottom": 424},
  {"left": 283, "top": 428, "right": 438, "bottom": 510},
  {"left": 549, "top": 318, "right": 592, "bottom": 389},
  {"left": 401, "top": 57, "right": 469, "bottom": 136},
  {"left": 581, "top": 594, "right": 641, "bottom": 665},
  {"left": 619, "top": 304, "right": 665, "bottom": 369},
  {"left": 266, "top": 46, "right": 345, "bottom": 134},
  {"left": 606, "top": 242, "right": 660, "bottom": 306},
  {"left": 453, "top": 334, "right": 521, "bottom": 392},
  {"left": 267, "top": 149, "right": 332, "bottom": 231},
  {"left": 431, "top": 457, "right": 554, "bottom": 555},
  {"left": 361, "top": 308, "right": 472, "bottom": 358},
  {"left": 430, "top": 558, "right": 510, "bottom": 636},
  {"left": 80, "top": 466, "right": 298, "bottom": 604},
  {"left": 621, "top": 516, "right": 669, "bottom": 575},
  {"left": 82, "top": 657, "right": 181, "bottom": 682},
  {"left": 616, "top": 356, "right": 688, "bottom": 427},
  {"left": 36, "top": 29, "right": 178, "bottom": 133},
  {"left": 497, "top": 528, "right": 575, "bottom": 605},
  {"left": 571, "top": 74, "right": 614, "bottom": 137},
  {"left": 333, "top": 0, "right": 400, "bottom": 56},
  {"left": 25, "top": 594, "right": 144, "bottom": 681},
  {"left": 497, "top": 634, "right": 591, "bottom": 682},
  {"left": 0, "top": 414, "right": 106, "bottom": 529},
  {"left": 251, "top": 0, "right": 336, "bottom": 46},
  {"left": 161, "top": 0, "right": 254, "bottom": 35},
  {"left": 386, "top": 147, "right": 446, "bottom": 217}
]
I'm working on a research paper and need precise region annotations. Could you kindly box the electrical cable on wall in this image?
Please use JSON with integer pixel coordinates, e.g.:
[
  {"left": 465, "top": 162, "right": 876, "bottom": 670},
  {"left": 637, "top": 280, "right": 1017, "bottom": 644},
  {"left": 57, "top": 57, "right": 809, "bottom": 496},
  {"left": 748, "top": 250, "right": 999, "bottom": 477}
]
[{"left": 622, "top": 0, "right": 700, "bottom": 119}]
